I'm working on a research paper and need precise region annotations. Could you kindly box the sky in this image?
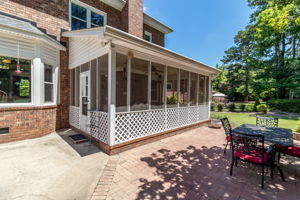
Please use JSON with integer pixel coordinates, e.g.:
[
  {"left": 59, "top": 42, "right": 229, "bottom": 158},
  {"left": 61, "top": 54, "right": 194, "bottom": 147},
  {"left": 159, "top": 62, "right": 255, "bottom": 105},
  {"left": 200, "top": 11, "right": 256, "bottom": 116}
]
[{"left": 143, "top": 0, "right": 253, "bottom": 67}]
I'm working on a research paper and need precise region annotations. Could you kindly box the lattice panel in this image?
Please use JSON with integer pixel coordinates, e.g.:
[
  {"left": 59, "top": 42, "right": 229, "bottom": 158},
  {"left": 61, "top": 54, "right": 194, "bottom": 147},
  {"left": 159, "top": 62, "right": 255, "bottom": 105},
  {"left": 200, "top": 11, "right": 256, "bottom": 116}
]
[
  {"left": 115, "top": 105, "right": 211, "bottom": 144},
  {"left": 90, "top": 111, "right": 109, "bottom": 144},
  {"left": 69, "top": 106, "right": 80, "bottom": 129}
]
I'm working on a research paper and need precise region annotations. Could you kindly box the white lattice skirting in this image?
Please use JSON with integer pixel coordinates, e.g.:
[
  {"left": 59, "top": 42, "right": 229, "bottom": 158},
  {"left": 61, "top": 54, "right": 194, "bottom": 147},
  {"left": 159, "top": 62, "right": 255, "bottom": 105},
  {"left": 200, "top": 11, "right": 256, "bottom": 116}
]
[
  {"left": 115, "top": 105, "right": 209, "bottom": 144},
  {"left": 69, "top": 106, "right": 80, "bottom": 129},
  {"left": 90, "top": 111, "right": 109, "bottom": 144}
]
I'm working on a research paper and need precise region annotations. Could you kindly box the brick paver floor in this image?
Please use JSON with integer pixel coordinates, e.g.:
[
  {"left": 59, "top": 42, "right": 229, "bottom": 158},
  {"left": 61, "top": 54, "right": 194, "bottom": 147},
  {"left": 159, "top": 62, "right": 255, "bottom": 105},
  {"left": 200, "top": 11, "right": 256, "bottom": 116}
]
[{"left": 92, "top": 126, "right": 300, "bottom": 200}]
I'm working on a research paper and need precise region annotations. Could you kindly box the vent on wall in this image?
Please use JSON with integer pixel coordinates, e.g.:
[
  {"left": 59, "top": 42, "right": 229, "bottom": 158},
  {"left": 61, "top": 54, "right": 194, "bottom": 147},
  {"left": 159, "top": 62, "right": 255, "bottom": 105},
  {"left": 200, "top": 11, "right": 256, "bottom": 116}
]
[{"left": 0, "top": 127, "right": 9, "bottom": 134}]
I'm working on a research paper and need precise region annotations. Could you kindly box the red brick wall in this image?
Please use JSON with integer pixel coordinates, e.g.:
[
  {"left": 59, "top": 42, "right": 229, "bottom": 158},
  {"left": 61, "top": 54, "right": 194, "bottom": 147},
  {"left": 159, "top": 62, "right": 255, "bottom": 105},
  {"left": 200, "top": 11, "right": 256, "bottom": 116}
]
[
  {"left": 122, "top": 0, "right": 144, "bottom": 38},
  {"left": 0, "top": 106, "right": 57, "bottom": 143},
  {"left": 143, "top": 23, "right": 165, "bottom": 47}
]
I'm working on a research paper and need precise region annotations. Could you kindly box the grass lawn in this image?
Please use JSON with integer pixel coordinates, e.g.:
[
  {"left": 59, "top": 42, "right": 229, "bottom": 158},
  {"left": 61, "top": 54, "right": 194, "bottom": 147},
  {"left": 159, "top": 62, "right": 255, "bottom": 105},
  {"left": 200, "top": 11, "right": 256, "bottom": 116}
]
[{"left": 212, "top": 112, "right": 299, "bottom": 130}]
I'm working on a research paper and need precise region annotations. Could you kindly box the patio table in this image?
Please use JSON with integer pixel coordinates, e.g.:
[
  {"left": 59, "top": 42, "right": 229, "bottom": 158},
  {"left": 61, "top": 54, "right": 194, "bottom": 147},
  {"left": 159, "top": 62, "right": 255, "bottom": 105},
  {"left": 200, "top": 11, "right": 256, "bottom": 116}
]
[{"left": 233, "top": 124, "right": 293, "bottom": 146}]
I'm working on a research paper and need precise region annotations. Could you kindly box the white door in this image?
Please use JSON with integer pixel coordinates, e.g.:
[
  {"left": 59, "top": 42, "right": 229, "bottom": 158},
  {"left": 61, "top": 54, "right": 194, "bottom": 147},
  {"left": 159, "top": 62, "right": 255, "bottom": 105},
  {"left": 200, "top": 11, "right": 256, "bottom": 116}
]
[{"left": 80, "top": 71, "right": 90, "bottom": 132}]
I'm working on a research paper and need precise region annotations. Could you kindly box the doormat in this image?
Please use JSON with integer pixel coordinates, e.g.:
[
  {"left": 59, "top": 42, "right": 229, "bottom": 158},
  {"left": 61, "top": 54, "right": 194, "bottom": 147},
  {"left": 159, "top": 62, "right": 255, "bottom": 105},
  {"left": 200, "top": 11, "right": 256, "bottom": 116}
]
[{"left": 68, "top": 134, "right": 89, "bottom": 144}]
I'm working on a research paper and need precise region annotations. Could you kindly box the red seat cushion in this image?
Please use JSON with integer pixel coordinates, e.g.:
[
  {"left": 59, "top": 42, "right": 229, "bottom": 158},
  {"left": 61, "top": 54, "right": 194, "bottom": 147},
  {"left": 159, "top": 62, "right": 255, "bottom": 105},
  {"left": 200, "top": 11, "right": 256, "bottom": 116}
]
[
  {"left": 235, "top": 146, "right": 271, "bottom": 164},
  {"left": 226, "top": 135, "right": 238, "bottom": 142},
  {"left": 275, "top": 145, "right": 300, "bottom": 158}
]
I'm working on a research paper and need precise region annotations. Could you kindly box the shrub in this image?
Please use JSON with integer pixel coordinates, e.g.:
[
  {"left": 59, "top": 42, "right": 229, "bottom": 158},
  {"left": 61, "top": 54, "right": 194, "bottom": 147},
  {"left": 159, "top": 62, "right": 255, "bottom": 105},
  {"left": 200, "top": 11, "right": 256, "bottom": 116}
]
[
  {"left": 240, "top": 104, "right": 246, "bottom": 112},
  {"left": 246, "top": 105, "right": 253, "bottom": 112},
  {"left": 228, "top": 103, "right": 236, "bottom": 112},
  {"left": 211, "top": 103, "right": 215, "bottom": 111},
  {"left": 217, "top": 104, "right": 224, "bottom": 112},
  {"left": 266, "top": 99, "right": 300, "bottom": 113},
  {"left": 253, "top": 99, "right": 260, "bottom": 112},
  {"left": 257, "top": 104, "right": 268, "bottom": 114}
]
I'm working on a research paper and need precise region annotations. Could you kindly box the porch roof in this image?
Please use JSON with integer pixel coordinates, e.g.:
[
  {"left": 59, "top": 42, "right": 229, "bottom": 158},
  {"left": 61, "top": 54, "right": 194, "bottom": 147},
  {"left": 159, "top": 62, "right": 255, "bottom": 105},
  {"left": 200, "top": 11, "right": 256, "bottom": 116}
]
[
  {"left": 62, "top": 26, "right": 220, "bottom": 75},
  {"left": 0, "top": 14, "right": 65, "bottom": 51}
]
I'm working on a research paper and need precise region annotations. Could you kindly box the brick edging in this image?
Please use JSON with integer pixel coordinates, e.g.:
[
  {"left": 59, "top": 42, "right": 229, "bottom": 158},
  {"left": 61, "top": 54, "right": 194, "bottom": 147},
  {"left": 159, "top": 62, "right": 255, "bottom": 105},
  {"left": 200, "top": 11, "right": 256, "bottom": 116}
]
[{"left": 90, "top": 156, "right": 119, "bottom": 200}]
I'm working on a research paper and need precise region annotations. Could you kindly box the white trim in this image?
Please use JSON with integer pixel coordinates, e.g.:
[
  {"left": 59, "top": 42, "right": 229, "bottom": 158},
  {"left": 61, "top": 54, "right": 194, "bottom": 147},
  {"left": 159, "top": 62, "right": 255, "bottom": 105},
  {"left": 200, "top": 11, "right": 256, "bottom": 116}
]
[
  {"left": 126, "top": 56, "right": 131, "bottom": 112},
  {"left": 143, "top": 13, "right": 173, "bottom": 34},
  {"left": 108, "top": 49, "right": 116, "bottom": 145},
  {"left": 148, "top": 61, "right": 151, "bottom": 110},
  {"left": 100, "top": 0, "right": 126, "bottom": 11},
  {"left": 69, "top": 0, "right": 107, "bottom": 31},
  {"left": 144, "top": 31, "right": 153, "bottom": 42}
]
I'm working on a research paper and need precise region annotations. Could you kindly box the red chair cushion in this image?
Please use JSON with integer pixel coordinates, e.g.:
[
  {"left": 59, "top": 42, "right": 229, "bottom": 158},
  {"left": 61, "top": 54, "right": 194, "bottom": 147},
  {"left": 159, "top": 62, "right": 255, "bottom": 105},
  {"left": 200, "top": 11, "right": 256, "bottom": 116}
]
[
  {"left": 226, "top": 135, "right": 238, "bottom": 142},
  {"left": 235, "top": 146, "right": 271, "bottom": 164},
  {"left": 275, "top": 145, "right": 300, "bottom": 158}
]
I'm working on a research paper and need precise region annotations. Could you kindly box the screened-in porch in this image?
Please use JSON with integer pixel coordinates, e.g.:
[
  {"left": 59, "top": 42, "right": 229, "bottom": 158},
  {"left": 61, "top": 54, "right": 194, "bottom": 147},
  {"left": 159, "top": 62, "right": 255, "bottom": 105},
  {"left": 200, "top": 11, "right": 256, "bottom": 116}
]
[{"left": 64, "top": 26, "right": 218, "bottom": 147}]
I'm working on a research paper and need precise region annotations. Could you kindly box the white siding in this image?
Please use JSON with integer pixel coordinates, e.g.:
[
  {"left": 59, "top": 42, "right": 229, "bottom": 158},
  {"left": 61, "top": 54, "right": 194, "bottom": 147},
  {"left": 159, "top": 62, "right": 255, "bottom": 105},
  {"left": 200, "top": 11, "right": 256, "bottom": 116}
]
[
  {"left": 0, "top": 34, "right": 35, "bottom": 59},
  {"left": 69, "top": 36, "right": 109, "bottom": 68}
]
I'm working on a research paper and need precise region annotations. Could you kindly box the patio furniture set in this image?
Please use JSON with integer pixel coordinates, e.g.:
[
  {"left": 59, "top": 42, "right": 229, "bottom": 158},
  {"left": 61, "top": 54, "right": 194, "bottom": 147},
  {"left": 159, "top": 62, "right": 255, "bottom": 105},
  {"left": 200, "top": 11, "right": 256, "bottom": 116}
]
[{"left": 221, "top": 116, "right": 300, "bottom": 189}]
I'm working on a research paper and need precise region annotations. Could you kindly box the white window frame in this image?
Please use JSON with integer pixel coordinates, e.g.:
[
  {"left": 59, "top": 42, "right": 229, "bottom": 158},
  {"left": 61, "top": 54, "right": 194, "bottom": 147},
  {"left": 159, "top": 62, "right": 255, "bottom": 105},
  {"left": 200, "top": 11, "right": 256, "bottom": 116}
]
[
  {"left": 0, "top": 56, "right": 34, "bottom": 107},
  {"left": 44, "top": 64, "right": 55, "bottom": 104},
  {"left": 69, "top": 0, "right": 107, "bottom": 30},
  {"left": 144, "top": 31, "right": 153, "bottom": 42}
]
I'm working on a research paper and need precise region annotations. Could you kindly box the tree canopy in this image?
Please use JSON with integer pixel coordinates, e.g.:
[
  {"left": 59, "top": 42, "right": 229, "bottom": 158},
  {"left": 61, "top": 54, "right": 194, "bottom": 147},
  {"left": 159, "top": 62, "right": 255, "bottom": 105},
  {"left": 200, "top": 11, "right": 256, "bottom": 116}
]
[{"left": 213, "top": 0, "right": 300, "bottom": 102}]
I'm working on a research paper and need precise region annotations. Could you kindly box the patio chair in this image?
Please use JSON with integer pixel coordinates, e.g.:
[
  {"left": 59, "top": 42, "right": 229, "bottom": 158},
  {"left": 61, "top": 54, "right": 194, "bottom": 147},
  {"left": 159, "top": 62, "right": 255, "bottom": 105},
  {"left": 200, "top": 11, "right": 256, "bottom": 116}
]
[
  {"left": 220, "top": 117, "right": 236, "bottom": 154},
  {"left": 256, "top": 116, "right": 278, "bottom": 128},
  {"left": 275, "top": 144, "right": 300, "bottom": 162},
  {"left": 229, "top": 131, "right": 285, "bottom": 189}
]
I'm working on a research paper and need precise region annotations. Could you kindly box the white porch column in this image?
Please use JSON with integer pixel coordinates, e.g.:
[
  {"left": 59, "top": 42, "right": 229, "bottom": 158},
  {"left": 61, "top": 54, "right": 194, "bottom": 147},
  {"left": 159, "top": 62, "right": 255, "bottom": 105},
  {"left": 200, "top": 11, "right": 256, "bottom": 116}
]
[
  {"left": 127, "top": 56, "right": 131, "bottom": 112},
  {"left": 108, "top": 49, "right": 116, "bottom": 145},
  {"left": 208, "top": 76, "right": 212, "bottom": 119},
  {"left": 148, "top": 61, "right": 151, "bottom": 110}
]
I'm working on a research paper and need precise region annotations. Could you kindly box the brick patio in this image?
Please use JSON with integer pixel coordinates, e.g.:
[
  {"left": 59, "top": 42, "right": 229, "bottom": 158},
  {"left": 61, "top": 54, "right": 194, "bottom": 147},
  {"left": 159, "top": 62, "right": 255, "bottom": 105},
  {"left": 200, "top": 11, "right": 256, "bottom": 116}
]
[{"left": 91, "top": 126, "right": 300, "bottom": 200}]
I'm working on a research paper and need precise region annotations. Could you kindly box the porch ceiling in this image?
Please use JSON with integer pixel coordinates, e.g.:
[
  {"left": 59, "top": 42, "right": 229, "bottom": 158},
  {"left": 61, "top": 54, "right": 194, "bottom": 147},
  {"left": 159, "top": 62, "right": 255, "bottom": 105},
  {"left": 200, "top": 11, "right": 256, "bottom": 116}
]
[{"left": 62, "top": 26, "right": 220, "bottom": 75}]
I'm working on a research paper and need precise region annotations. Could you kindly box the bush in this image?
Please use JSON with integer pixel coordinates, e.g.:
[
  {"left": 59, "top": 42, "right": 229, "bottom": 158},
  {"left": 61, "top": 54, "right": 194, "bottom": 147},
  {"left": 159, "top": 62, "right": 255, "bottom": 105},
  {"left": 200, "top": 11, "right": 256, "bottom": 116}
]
[
  {"left": 217, "top": 104, "right": 224, "bottom": 112},
  {"left": 257, "top": 104, "right": 268, "bottom": 114},
  {"left": 246, "top": 105, "right": 253, "bottom": 112},
  {"left": 211, "top": 103, "right": 215, "bottom": 111},
  {"left": 228, "top": 103, "right": 236, "bottom": 112},
  {"left": 253, "top": 99, "right": 260, "bottom": 112},
  {"left": 240, "top": 104, "right": 246, "bottom": 112},
  {"left": 266, "top": 99, "right": 300, "bottom": 113}
]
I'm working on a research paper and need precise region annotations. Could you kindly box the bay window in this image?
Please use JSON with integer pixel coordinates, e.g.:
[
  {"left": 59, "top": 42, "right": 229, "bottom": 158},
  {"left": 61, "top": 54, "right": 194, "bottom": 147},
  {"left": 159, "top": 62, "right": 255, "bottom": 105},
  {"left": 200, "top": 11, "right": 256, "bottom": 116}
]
[
  {"left": 0, "top": 56, "right": 31, "bottom": 103},
  {"left": 70, "top": 1, "right": 106, "bottom": 30},
  {"left": 44, "top": 64, "right": 54, "bottom": 103}
]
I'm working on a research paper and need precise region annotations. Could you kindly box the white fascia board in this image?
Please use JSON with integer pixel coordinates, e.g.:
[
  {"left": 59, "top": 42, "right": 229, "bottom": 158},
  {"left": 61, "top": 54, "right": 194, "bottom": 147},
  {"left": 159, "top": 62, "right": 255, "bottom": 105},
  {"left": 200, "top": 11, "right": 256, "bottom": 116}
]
[
  {"left": 105, "top": 26, "right": 220, "bottom": 75},
  {"left": 143, "top": 13, "right": 173, "bottom": 34},
  {"left": 0, "top": 24, "right": 65, "bottom": 51},
  {"left": 62, "top": 27, "right": 105, "bottom": 39},
  {"left": 100, "top": 0, "right": 126, "bottom": 10}
]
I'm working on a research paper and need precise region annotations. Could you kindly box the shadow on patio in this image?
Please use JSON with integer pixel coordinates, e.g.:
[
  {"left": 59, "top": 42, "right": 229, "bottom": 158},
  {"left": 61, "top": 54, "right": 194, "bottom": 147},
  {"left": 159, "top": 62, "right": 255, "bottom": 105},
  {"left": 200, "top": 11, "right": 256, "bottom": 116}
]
[{"left": 136, "top": 145, "right": 299, "bottom": 200}]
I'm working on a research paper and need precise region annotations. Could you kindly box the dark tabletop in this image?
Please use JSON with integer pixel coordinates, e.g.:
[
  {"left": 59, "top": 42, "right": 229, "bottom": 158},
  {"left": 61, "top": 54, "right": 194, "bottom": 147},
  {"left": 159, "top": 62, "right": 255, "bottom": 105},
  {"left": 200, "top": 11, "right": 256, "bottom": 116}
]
[{"left": 233, "top": 124, "right": 293, "bottom": 146}]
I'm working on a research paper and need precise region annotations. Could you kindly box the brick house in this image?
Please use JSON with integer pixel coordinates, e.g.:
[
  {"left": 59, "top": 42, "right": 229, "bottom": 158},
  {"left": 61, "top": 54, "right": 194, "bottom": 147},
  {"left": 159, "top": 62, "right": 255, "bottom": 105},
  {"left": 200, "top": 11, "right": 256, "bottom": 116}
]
[{"left": 0, "top": 0, "right": 219, "bottom": 153}]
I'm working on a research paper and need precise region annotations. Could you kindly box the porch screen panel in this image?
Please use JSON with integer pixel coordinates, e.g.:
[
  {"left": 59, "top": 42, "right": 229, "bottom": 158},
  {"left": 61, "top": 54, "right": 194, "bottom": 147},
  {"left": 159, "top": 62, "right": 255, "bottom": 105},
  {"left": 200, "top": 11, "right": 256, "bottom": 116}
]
[
  {"left": 75, "top": 67, "right": 80, "bottom": 107},
  {"left": 190, "top": 72, "right": 197, "bottom": 106},
  {"left": 116, "top": 53, "right": 128, "bottom": 112},
  {"left": 151, "top": 62, "right": 165, "bottom": 109},
  {"left": 130, "top": 57, "right": 148, "bottom": 111},
  {"left": 70, "top": 69, "right": 75, "bottom": 106},
  {"left": 180, "top": 70, "right": 189, "bottom": 106},
  {"left": 198, "top": 75, "right": 205, "bottom": 104},
  {"left": 90, "top": 59, "right": 97, "bottom": 110},
  {"left": 205, "top": 76, "right": 210, "bottom": 104},
  {"left": 98, "top": 54, "right": 108, "bottom": 112},
  {"left": 167, "top": 66, "right": 178, "bottom": 108}
]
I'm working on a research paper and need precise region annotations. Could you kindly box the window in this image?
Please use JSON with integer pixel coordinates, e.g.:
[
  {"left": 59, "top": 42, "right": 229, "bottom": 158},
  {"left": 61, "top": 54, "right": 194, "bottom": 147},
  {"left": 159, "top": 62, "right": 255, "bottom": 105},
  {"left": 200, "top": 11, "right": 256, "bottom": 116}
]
[
  {"left": 166, "top": 66, "right": 178, "bottom": 108},
  {"left": 98, "top": 54, "right": 108, "bottom": 112},
  {"left": 144, "top": 31, "right": 152, "bottom": 42},
  {"left": 179, "top": 70, "right": 189, "bottom": 106},
  {"left": 0, "top": 56, "right": 31, "bottom": 103},
  {"left": 131, "top": 58, "right": 149, "bottom": 111},
  {"left": 71, "top": 1, "right": 106, "bottom": 30},
  {"left": 151, "top": 62, "right": 165, "bottom": 109},
  {"left": 44, "top": 64, "right": 54, "bottom": 102}
]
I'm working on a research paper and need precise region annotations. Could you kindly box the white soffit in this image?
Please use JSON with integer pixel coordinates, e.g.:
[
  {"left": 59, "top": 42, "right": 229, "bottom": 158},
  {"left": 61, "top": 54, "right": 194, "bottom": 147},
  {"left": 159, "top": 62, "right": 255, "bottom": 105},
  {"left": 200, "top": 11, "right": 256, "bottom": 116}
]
[
  {"left": 143, "top": 13, "right": 173, "bottom": 34},
  {"left": 100, "top": 0, "right": 127, "bottom": 10}
]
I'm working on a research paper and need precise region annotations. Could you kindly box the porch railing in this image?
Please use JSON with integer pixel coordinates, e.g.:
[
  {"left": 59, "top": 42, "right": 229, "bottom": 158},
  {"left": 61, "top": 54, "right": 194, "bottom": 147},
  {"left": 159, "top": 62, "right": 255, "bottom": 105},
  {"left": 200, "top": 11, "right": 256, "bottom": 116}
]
[{"left": 114, "top": 105, "right": 209, "bottom": 144}]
